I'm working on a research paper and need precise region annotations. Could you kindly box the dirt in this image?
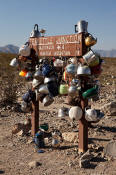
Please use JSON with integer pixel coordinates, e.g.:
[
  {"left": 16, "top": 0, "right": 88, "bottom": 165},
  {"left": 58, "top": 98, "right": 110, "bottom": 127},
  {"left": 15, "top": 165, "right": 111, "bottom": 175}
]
[{"left": 0, "top": 58, "right": 116, "bottom": 175}]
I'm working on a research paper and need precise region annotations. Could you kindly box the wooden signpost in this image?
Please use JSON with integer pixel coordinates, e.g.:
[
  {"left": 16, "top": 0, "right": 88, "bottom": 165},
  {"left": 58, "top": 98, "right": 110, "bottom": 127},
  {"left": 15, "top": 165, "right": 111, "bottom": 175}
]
[
  {"left": 29, "top": 33, "right": 83, "bottom": 57},
  {"left": 29, "top": 32, "right": 88, "bottom": 153}
]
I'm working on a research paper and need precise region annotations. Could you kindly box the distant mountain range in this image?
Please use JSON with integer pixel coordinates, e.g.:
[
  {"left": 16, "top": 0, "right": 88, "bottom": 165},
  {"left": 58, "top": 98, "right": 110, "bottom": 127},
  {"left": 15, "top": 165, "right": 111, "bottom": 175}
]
[
  {"left": 94, "top": 49, "right": 116, "bottom": 58},
  {"left": 0, "top": 44, "right": 19, "bottom": 54},
  {"left": 0, "top": 44, "right": 116, "bottom": 57}
]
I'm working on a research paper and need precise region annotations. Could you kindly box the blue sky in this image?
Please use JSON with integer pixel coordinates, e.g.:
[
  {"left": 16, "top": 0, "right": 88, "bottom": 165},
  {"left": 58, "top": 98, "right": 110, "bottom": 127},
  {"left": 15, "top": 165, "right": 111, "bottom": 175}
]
[{"left": 0, "top": 0, "right": 116, "bottom": 50}]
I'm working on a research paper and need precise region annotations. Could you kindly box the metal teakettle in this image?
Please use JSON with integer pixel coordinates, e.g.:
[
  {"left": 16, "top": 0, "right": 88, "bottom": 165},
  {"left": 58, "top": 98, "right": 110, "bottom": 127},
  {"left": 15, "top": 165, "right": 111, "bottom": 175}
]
[
  {"left": 85, "top": 34, "right": 97, "bottom": 47},
  {"left": 58, "top": 107, "right": 69, "bottom": 118},
  {"left": 58, "top": 108, "right": 66, "bottom": 118},
  {"left": 59, "top": 84, "right": 69, "bottom": 95},
  {"left": 75, "top": 20, "right": 88, "bottom": 33},
  {"left": 38, "top": 84, "right": 49, "bottom": 94},
  {"left": 83, "top": 50, "right": 99, "bottom": 65},
  {"left": 82, "top": 86, "right": 98, "bottom": 99},
  {"left": 30, "top": 24, "right": 41, "bottom": 38},
  {"left": 68, "top": 85, "right": 79, "bottom": 97},
  {"left": 42, "top": 95, "right": 54, "bottom": 107},
  {"left": 85, "top": 108, "right": 98, "bottom": 122},
  {"left": 10, "top": 58, "right": 20, "bottom": 67}
]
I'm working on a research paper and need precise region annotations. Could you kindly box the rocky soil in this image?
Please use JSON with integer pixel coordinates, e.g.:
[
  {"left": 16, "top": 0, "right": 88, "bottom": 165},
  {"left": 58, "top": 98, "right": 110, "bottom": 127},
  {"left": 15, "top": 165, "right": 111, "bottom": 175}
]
[{"left": 0, "top": 57, "right": 116, "bottom": 175}]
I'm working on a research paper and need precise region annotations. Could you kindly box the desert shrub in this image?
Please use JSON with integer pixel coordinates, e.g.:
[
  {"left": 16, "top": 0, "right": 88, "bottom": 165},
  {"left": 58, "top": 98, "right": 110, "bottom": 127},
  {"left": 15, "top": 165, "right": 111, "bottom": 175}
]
[
  {"left": 0, "top": 73, "right": 18, "bottom": 105},
  {"left": 0, "top": 53, "right": 21, "bottom": 106}
]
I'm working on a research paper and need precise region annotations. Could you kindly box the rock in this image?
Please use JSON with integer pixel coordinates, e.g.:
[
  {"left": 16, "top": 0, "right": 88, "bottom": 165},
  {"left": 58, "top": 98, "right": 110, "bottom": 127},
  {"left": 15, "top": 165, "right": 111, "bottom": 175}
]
[
  {"left": 28, "top": 161, "right": 41, "bottom": 169},
  {"left": 12, "top": 119, "right": 31, "bottom": 136},
  {"left": 23, "top": 118, "right": 31, "bottom": 134},
  {"left": 101, "top": 101, "right": 116, "bottom": 115},
  {"left": 17, "top": 97, "right": 22, "bottom": 103},
  {"left": 24, "top": 118, "right": 31, "bottom": 125},
  {"left": 27, "top": 138, "right": 33, "bottom": 144},
  {"left": 79, "top": 150, "right": 93, "bottom": 168},
  {"left": 7, "top": 143, "right": 14, "bottom": 147},
  {"left": 80, "top": 150, "right": 93, "bottom": 160},
  {"left": 12, "top": 123, "right": 23, "bottom": 135},
  {"left": 101, "top": 152, "right": 105, "bottom": 158},
  {"left": 52, "top": 139, "right": 60, "bottom": 147},
  {"left": 79, "top": 159, "right": 90, "bottom": 168},
  {"left": 1, "top": 111, "right": 8, "bottom": 117},
  {"left": 68, "top": 161, "right": 74, "bottom": 167},
  {"left": 106, "top": 83, "right": 111, "bottom": 85},
  {"left": 104, "top": 141, "right": 116, "bottom": 158},
  {"left": 62, "top": 132, "right": 78, "bottom": 143},
  {"left": 16, "top": 130, "right": 24, "bottom": 137}
]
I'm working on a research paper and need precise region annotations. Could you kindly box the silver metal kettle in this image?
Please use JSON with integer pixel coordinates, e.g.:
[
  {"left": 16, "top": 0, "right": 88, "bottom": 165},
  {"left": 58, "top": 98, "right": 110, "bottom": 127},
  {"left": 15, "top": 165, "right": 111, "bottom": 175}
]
[{"left": 30, "top": 24, "right": 41, "bottom": 38}]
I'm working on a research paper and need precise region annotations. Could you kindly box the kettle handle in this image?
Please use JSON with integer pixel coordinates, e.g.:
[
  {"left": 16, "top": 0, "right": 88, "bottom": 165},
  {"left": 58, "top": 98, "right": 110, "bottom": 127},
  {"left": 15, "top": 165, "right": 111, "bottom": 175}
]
[
  {"left": 75, "top": 25, "right": 78, "bottom": 33},
  {"left": 89, "top": 33, "right": 97, "bottom": 41},
  {"left": 85, "top": 107, "right": 90, "bottom": 112},
  {"left": 34, "top": 24, "right": 39, "bottom": 31}
]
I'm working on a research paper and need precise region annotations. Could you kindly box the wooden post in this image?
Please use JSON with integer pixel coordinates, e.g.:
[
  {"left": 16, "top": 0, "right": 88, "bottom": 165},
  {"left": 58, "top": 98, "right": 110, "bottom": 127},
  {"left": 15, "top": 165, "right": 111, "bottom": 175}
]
[
  {"left": 30, "top": 52, "right": 40, "bottom": 137},
  {"left": 78, "top": 99, "right": 88, "bottom": 153},
  {"left": 78, "top": 33, "right": 88, "bottom": 153},
  {"left": 31, "top": 99, "right": 39, "bottom": 136}
]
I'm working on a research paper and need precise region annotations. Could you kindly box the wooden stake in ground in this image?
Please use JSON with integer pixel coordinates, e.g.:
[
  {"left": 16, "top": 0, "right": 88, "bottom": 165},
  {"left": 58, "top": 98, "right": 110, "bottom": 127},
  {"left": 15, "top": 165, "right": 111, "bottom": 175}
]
[
  {"left": 78, "top": 98, "right": 88, "bottom": 153},
  {"left": 31, "top": 100, "right": 39, "bottom": 136},
  {"left": 78, "top": 32, "right": 88, "bottom": 153}
]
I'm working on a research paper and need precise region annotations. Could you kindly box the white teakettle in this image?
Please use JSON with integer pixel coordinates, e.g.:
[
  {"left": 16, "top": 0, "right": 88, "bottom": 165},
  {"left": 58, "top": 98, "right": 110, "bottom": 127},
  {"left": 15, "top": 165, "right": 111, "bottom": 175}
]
[{"left": 85, "top": 108, "right": 98, "bottom": 122}]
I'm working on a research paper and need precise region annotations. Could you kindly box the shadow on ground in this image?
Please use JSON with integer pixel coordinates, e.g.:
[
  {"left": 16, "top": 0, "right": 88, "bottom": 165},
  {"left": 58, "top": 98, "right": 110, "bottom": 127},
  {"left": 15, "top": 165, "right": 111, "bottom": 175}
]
[{"left": 98, "top": 125, "right": 116, "bottom": 133}]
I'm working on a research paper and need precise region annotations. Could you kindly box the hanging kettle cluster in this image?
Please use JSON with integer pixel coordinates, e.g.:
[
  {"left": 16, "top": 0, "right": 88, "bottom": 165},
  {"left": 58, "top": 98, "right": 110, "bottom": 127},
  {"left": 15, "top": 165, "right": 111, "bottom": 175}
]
[
  {"left": 59, "top": 20, "right": 104, "bottom": 122},
  {"left": 9, "top": 21, "right": 104, "bottom": 122},
  {"left": 10, "top": 37, "right": 61, "bottom": 112},
  {"left": 76, "top": 20, "right": 103, "bottom": 100}
]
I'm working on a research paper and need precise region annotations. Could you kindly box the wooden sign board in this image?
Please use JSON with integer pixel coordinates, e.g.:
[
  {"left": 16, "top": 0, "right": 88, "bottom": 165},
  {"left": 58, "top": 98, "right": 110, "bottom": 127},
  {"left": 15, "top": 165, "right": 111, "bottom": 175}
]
[{"left": 29, "top": 33, "right": 83, "bottom": 57}]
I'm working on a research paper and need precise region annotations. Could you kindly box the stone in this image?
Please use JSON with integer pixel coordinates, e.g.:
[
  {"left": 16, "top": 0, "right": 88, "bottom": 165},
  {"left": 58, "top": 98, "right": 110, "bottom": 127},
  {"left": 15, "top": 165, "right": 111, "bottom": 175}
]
[
  {"left": 23, "top": 118, "right": 31, "bottom": 134},
  {"left": 12, "top": 123, "right": 23, "bottom": 135},
  {"left": 28, "top": 161, "right": 41, "bottom": 169},
  {"left": 52, "top": 139, "right": 60, "bottom": 147},
  {"left": 62, "top": 132, "right": 78, "bottom": 143},
  {"left": 17, "top": 97, "right": 22, "bottom": 103},
  {"left": 79, "top": 150, "right": 93, "bottom": 168},
  {"left": 101, "top": 101, "right": 116, "bottom": 115},
  {"left": 80, "top": 150, "right": 93, "bottom": 161},
  {"left": 106, "top": 83, "right": 111, "bottom": 85},
  {"left": 27, "top": 138, "right": 33, "bottom": 144},
  {"left": 16, "top": 130, "right": 24, "bottom": 137},
  {"left": 79, "top": 159, "right": 90, "bottom": 168},
  {"left": 104, "top": 141, "right": 116, "bottom": 158},
  {"left": 68, "top": 161, "right": 74, "bottom": 167}
]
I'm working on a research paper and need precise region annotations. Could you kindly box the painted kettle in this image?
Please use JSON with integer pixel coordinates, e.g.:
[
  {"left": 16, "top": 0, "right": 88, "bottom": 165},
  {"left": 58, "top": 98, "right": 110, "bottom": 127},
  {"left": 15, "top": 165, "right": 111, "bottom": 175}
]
[
  {"left": 82, "top": 86, "right": 98, "bottom": 99},
  {"left": 59, "top": 84, "right": 69, "bottom": 95}
]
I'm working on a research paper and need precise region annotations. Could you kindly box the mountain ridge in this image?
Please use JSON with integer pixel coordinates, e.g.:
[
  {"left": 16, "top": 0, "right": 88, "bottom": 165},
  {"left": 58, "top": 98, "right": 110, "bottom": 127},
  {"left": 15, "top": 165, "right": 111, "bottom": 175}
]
[
  {"left": 0, "top": 44, "right": 116, "bottom": 57},
  {"left": 0, "top": 44, "right": 19, "bottom": 54},
  {"left": 94, "top": 49, "right": 116, "bottom": 58}
]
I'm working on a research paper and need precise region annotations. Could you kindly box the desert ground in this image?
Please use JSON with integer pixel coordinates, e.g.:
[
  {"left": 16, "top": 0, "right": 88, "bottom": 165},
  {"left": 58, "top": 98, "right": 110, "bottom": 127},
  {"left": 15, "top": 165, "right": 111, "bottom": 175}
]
[{"left": 0, "top": 54, "right": 116, "bottom": 175}]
